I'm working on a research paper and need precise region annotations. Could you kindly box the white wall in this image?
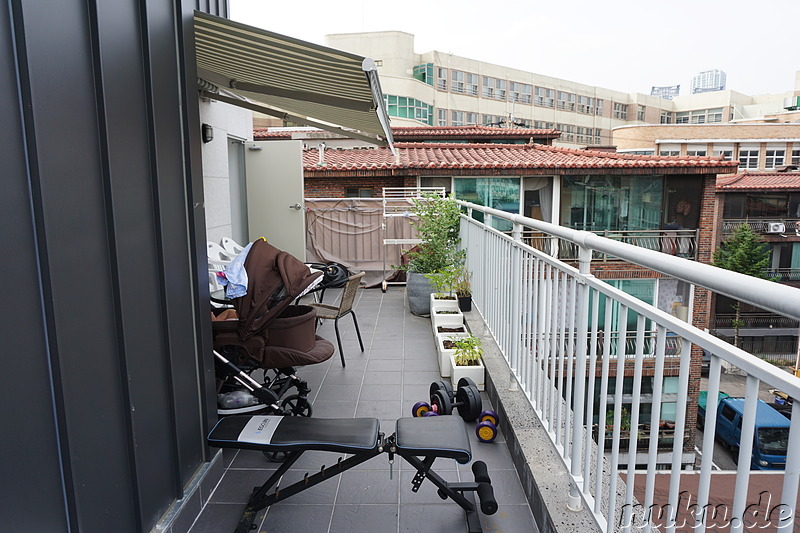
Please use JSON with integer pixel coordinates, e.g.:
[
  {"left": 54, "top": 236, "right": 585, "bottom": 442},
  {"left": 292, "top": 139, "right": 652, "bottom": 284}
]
[{"left": 199, "top": 99, "right": 253, "bottom": 245}]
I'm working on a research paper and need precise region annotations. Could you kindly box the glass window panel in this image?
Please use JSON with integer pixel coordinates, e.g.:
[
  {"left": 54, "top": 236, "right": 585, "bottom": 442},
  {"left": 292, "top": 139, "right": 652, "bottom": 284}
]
[{"left": 454, "top": 177, "right": 520, "bottom": 231}]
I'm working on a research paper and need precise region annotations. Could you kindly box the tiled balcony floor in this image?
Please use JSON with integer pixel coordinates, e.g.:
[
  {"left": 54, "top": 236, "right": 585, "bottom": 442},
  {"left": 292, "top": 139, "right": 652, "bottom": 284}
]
[{"left": 189, "top": 287, "right": 537, "bottom": 533}]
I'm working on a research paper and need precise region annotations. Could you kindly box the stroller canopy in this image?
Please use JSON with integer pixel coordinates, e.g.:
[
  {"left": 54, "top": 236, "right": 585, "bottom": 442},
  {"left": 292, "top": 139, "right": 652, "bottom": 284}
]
[{"left": 234, "top": 239, "right": 322, "bottom": 340}]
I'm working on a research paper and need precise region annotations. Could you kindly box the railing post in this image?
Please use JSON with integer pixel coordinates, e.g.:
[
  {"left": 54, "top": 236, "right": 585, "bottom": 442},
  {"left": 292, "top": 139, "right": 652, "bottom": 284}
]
[
  {"left": 510, "top": 223, "right": 523, "bottom": 376},
  {"left": 571, "top": 246, "right": 592, "bottom": 490}
]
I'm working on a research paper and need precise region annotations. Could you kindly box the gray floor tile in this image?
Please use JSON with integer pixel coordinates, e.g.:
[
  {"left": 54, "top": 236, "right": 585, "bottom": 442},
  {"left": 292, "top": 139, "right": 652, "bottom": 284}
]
[
  {"left": 398, "top": 469, "right": 461, "bottom": 503},
  {"left": 399, "top": 503, "right": 467, "bottom": 533},
  {"left": 362, "top": 371, "right": 402, "bottom": 384},
  {"left": 366, "top": 359, "right": 404, "bottom": 372},
  {"left": 336, "top": 470, "right": 400, "bottom": 504},
  {"left": 355, "top": 400, "right": 403, "bottom": 419},
  {"left": 308, "top": 400, "right": 357, "bottom": 418},
  {"left": 188, "top": 502, "right": 248, "bottom": 533},
  {"left": 261, "top": 504, "right": 333, "bottom": 533},
  {"left": 360, "top": 383, "right": 402, "bottom": 401},
  {"left": 313, "top": 383, "right": 363, "bottom": 402},
  {"left": 330, "top": 504, "right": 398, "bottom": 532},
  {"left": 480, "top": 504, "right": 539, "bottom": 532}
]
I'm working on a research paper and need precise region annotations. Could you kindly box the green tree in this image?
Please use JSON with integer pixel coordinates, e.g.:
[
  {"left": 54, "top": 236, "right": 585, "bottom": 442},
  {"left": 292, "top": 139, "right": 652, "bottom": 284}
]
[
  {"left": 712, "top": 223, "right": 773, "bottom": 347},
  {"left": 405, "top": 193, "right": 463, "bottom": 274}
]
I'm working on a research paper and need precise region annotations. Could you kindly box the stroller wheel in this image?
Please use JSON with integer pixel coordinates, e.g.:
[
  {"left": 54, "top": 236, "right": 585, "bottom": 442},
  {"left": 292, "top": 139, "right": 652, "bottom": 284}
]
[{"left": 281, "top": 394, "right": 313, "bottom": 417}]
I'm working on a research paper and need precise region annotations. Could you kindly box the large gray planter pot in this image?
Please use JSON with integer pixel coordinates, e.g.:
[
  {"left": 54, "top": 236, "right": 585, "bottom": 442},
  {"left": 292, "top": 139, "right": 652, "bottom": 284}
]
[{"left": 407, "top": 271, "right": 435, "bottom": 316}]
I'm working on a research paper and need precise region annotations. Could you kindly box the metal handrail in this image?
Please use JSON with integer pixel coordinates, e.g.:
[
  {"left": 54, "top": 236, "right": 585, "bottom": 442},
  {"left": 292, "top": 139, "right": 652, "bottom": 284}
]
[{"left": 457, "top": 199, "right": 800, "bottom": 532}]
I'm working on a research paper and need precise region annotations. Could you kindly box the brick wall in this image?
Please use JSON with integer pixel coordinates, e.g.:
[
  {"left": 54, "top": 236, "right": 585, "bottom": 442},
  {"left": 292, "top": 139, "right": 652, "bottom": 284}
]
[{"left": 304, "top": 175, "right": 416, "bottom": 198}]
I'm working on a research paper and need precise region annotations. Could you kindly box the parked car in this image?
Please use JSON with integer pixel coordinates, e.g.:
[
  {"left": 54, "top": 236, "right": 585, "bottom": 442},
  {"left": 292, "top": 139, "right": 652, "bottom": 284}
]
[{"left": 698, "top": 392, "right": 790, "bottom": 470}]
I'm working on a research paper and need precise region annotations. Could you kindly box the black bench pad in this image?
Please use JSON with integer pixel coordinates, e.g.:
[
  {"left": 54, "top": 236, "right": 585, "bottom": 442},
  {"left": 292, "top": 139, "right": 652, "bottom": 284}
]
[
  {"left": 208, "top": 415, "right": 380, "bottom": 454},
  {"left": 395, "top": 416, "right": 472, "bottom": 464}
]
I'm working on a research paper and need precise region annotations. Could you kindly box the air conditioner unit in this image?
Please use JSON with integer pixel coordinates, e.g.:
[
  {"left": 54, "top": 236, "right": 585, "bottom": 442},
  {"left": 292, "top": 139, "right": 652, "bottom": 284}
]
[{"left": 765, "top": 222, "right": 786, "bottom": 234}]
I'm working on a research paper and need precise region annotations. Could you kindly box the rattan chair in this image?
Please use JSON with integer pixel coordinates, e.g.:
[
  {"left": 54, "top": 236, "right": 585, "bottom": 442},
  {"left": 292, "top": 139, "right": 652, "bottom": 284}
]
[{"left": 309, "top": 271, "right": 365, "bottom": 366}]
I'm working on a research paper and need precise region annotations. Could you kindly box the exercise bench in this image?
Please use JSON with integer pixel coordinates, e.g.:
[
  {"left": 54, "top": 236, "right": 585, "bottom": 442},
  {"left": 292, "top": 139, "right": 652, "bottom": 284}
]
[{"left": 208, "top": 414, "right": 498, "bottom": 533}]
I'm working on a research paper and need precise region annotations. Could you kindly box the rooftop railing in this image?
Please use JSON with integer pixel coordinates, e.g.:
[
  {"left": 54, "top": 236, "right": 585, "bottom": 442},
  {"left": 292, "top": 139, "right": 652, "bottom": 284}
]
[{"left": 457, "top": 200, "right": 800, "bottom": 533}]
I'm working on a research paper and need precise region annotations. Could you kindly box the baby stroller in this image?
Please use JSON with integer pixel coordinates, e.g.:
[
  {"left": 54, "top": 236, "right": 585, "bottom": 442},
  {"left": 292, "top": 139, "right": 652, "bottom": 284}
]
[{"left": 212, "top": 238, "right": 335, "bottom": 417}]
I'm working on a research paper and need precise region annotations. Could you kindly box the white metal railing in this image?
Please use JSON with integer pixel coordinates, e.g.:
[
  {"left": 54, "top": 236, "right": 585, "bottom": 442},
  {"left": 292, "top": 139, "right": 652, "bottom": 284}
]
[{"left": 457, "top": 200, "right": 800, "bottom": 533}]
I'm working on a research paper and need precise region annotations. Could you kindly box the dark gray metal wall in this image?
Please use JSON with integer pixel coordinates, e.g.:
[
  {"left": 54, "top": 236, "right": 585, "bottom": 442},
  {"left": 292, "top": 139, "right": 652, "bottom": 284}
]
[{"left": 1, "top": 1, "right": 226, "bottom": 531}]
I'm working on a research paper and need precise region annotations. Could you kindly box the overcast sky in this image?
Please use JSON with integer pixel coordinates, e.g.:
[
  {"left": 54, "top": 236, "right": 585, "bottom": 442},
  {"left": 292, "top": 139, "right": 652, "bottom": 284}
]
[{"left": 230, "top": 0, "right": 797, "bottom": 97}]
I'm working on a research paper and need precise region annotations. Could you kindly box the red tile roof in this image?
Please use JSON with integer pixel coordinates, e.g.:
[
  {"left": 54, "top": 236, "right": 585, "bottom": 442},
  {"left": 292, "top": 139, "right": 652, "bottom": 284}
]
[
  {"left": 304, "top": 143, "right": 739, "bottom": 174},
  {"left": 253, "top": 128, "right": 292, "bottom": 139},
  {"left": 391, "top": 125, "right": 561, "bottom": 140},
  {"left": 717, "top": 171, "right": 800, "bottom": 190}
]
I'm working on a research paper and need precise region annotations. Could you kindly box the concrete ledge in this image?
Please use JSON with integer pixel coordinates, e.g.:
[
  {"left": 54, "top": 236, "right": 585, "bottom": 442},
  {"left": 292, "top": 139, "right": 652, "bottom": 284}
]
[{"left": 464, "top": 310, "right": 603, "bottom": 533}]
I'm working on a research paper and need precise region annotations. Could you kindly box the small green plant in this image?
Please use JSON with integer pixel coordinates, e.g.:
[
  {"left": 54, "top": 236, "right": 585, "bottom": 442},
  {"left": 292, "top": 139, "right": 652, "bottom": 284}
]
[
  {"left": 426, "top": 264, "right": 459, "bottom": 295},
  {"left": 452, "top": 334, "right": 482, "bottom": 366},
  {"left": 606, "top": 407, "right": 631, "bottom": 431},
  {"left": 452, "top": 264, "right": 472, "bottom": 297}
]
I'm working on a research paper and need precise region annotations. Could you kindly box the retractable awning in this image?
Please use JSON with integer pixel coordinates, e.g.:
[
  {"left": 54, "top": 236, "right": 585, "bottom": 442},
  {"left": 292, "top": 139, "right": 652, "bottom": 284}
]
[{"left": 194, "top": 11, "right": 393, "bottom": 148}]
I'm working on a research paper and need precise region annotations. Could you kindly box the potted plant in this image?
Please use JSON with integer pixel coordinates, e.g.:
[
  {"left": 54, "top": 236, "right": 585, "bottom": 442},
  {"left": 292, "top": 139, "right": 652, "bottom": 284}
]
[
  {"left": 401, "top": 193, "right": 463, "bottom": 316},
  {"left": 452, "top": 264, "right": 472, "bottom": 312},
  {"left": 426, "top": 265, "right": 459, "bottom": 311},
  {"left": 435, "top": 331, "right": 470, "bottom": 377},
  {"left": 431, "top": 305, "right": 464, "bottom": 330},
  {"left": 449, "top": 334, "right": 485, "bottom": 390}
]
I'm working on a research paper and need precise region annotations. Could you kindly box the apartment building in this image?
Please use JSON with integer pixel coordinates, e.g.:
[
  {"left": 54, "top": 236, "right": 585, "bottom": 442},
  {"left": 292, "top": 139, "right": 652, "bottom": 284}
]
[
  {"left": 714, "top": 171, "right": 800, "bottom": 362},
  {"left": 612, "top": 123, "right": 800, "bottom": 172},
  {"left": 323, "top": 31, "right": 799, "bottom": 150}
]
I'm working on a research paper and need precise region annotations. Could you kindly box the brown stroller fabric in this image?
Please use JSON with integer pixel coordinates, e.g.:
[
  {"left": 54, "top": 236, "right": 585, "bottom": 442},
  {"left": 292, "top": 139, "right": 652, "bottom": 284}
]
[
  {"left": 213, "top": 239, "right": 334, "bottom": 370},
  {"left": 234, "top": 238, "right": 322, "bottom": 341}
]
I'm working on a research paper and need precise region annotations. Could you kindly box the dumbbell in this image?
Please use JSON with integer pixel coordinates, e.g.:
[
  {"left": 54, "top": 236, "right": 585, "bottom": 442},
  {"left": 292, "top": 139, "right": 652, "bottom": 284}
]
[{"left": 412, "top": 378, "right": 483, "bottom": 422}]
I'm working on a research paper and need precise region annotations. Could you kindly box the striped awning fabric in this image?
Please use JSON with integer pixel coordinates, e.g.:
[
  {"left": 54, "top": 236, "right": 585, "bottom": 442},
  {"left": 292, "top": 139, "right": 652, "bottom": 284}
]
[{"left": 194, "top": 11, "right": 393, "bottom": 147}]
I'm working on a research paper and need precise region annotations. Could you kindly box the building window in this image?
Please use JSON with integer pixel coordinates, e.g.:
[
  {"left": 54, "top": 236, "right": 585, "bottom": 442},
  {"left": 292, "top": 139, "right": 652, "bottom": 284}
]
[
  {"left": 466, "top": 73, "right": 479, "bottom": 96},
  {"left": 659, "top": 144, "right": 680, "bottom": 156},
  {"left": 738, "top": 149, "right": 759, "bottom": 169},
  {"left": 534, "top": 120, "right": 554, "bottom": 130},
  {"left": 465, "top": 112, "right": 479, "bottom": 126},
  {"left": 482, "top": 76, "right": 506, "bottom": 100},
  {"left": 437, "top": 108, "right": 447, "bottom": 126},
  {"left": 675, "top": 111, "right": 690, "bottom": 124},
  {"left": 557, "top": 91, "right": 576, "bottom": 111},
  {"left": 437, "top": 67, "right": 447, "bottom": 91},
  {"left": 556, "top": 123, "right": 575, "bottom": 142},
  {"left": 534, "top": 87, "right": 554, "bottom": 107},
  {"left": 707, "top": 108, "right": 723, "bottom": 123},
  {"left": 509, "top": 82, "right": 532, "bottom": 104},
  {"left": 562, "top": 175, "right": 664, "bottom": 232},
  {"left": 384, "top": 95, "right": 434, "bottom": 125},
  {"left": 637, "top": 105, "right": 646, "bottom": 121},
  {"left": 792, "top": 149, "right": 800, "bottom": 167},
  {"left": 595, "top": 99, "right": 603, "bottom": 116},
  {"left": 660, "top": 111, "right": 673, "bottom": 124},
  {"left": 714, "top": 149, "right": 733, "bottom": 160},
  {"left": 577, "top": 95, "right": 595, "bottom": 115},
  {"left": 765, "top": 149, "right": 785, "bottom": 168},
  {"left": 613, "top": 103, "right": 628, "bottom": 120},
  {"left": 451, "top": 70, "right": 465, "bottom": 94},
  {"left": 413, "top": 63, "right": 434, "bottom": 86},
  {"left": 345, "top": 187, "right": 373, "bottom": 198},
  {"left": 482, "top": 114, "right": 504, "bottom": 126},
  {"left": 453, "top": 177, "right": 520, "bottom": 232},
  {"left": 451, "top": 110, "right": 465, "bottom": 126},
  {"left": 686, "top": 150, "right": 706, "bottom": 156}
]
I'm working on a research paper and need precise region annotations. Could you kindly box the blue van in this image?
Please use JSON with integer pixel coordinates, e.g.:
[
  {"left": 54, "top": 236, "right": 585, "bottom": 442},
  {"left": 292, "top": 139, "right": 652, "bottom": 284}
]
[{"left": 709, "top": 397, "right": 790, "bottom": 470}]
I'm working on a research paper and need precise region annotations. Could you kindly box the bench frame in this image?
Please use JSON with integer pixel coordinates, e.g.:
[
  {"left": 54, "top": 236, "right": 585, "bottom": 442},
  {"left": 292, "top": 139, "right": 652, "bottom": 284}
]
[{"left": 219, "top": 424, "right": 496, "bottom": 533}]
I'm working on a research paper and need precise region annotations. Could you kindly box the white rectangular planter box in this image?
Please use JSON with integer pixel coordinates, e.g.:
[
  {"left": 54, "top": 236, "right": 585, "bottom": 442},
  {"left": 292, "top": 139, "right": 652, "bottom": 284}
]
[
  {"left": 431, "top": 306, "right": 464, "bottom": 330},
  {"left": 436, "top": 332, "right": 469, "bottom": 377},
  {"left": 449, "top": 354, "right": 485, "bottom": 391},
  {"left": 430, "top": 293, "right": 459, "bottom": 312},
  {"left": 433, "top": 323, "right": 467, "bottom": 343}
]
